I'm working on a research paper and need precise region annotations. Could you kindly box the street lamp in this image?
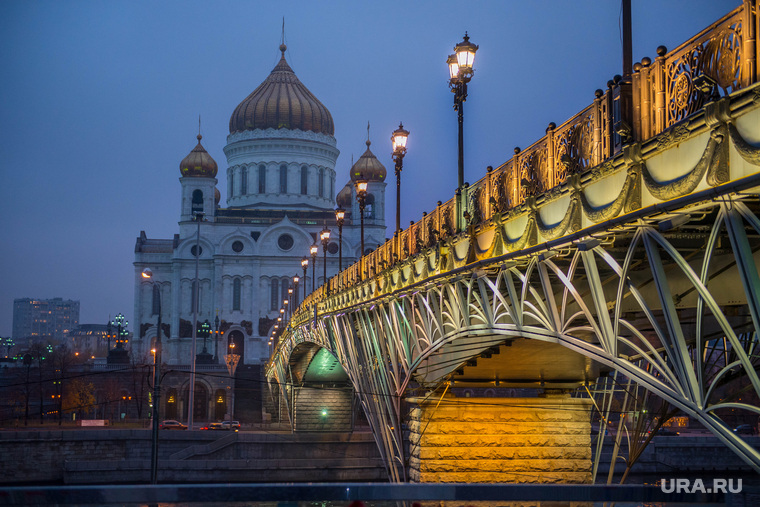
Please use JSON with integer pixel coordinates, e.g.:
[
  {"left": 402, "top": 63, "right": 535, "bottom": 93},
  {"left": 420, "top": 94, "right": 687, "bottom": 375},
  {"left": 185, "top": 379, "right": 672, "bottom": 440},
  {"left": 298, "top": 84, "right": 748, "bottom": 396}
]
[
  {"left": 448, "top": 33, "right": 478, "bottom": 231},
  {"left": 141, "top": 267, "right": 161, "bottom": 485},
  {"left": 310, "top": 244, "right": 318, "bottom": 291},
  {"left": 301, "top": 258, "right": 309, "bottom": 300},
  {"left": 391, "top": 123, "right": 409, "bottom": 234},
  {"left": 320, "top": 227, "right": 331, "bottom": 292},
  {"left": 293, "top": 275, "right": 300, "bottom": 308},
  {"left": 188, "top": 211, "right": 204, "bottom": 431},
  {"left": 283, "top": 299, "right": 289, "bottom": 322},
  {"left": 335, "top": 208, "right": 345, "bottom": 271},
  {"left": 355, "top": 177, "right": 369, "bottom": 257}
]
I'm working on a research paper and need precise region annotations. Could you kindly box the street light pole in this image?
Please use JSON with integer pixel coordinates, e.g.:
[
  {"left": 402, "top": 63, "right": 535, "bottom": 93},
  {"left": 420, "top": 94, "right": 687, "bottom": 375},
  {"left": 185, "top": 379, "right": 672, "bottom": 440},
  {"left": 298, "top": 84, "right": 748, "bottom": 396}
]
[
  {"left": 142, "top": 268, "right": 161, "bottom": 485},
  {"left": 293, "top": 275, "right": 300, "bottom": 308},
  {"left": 448, "top": 33, "right": 478, "bottom": 231},
  {"left": 335, "top": 208, "right": 345, "bottom": 272},
  {"left": 301, "top": 258, "right": 308, "bottom": 300},
  {"left": 188, "top": 211, "right": 203, "bottom": 430},
  {"left": 320, "top": 227, "right": 331, "bottom": 294},
  {"left": 355, "top": 178, "right": 368, "bottom": 260},
  {"left": 310, "top": 245, "right": 318, "bottom": 291},
  {"left": 391, "top": 123, "right": 410, "bottom": 235}
]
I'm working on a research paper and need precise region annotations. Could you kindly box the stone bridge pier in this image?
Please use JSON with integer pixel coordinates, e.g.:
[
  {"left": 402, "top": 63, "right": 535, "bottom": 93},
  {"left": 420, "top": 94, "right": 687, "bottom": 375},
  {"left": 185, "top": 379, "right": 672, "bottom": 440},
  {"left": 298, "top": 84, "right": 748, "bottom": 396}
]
[{"left": 407, "top": 393, "right": 592, "bottom": 483}]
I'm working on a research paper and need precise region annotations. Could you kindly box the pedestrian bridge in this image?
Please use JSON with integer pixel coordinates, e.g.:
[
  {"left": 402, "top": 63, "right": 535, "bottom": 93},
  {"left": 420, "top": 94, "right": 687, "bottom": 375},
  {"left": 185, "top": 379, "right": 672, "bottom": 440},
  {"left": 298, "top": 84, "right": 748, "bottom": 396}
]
[{"left": 267, "top": 3, "right": 760, "bottom": 483}]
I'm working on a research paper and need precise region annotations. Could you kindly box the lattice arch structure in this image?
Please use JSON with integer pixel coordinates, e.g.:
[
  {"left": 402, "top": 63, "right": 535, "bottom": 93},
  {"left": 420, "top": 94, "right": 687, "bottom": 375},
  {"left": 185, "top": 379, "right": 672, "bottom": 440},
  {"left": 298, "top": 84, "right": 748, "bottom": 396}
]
[{"left": 269, "top": 200, "right": 760, "bottom": 482}]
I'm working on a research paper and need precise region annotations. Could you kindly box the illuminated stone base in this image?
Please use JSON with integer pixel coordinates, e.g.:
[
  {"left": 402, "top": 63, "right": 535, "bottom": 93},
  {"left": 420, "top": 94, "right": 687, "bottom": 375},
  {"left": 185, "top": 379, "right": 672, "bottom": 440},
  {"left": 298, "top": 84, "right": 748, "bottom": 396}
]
[{"left": 407, "top": 394, "right": 592, "bottom": 483}]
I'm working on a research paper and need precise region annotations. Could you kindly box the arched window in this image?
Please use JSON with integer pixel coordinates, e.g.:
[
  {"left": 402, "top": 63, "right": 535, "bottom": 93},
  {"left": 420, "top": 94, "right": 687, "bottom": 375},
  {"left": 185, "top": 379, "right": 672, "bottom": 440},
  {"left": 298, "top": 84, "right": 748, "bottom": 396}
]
[
  {"left": 330, "top": 173, "right": 335, "bottom": 200},
  {"left": 192, "top": 189, "right": 203, "bottom": 214},
  {"left": 365, "top": 194, "right": 375, "bottom": 219},
  {"left": 229, "top": 173, "right": 234, "bottom": 197},
  {"left": 152, "top": 284, "right": 160, "bottom": 316},
  {"left": 241, "top": 167, "right": 248, "bottom": 195},
  {"left": 232, "top": 278, "right": 241, "bottom": 311},
  {"left": 279, "top": 164, "right": 288, "bottom": 193},
  {"left": 258, "top": 164, "right": 266, "bottom": 193},
  {"left": 281, "top": 277, "right": 289, "bottom": 306},
  {"left": 300, "top": 165, "right": 308, "bottom": 195},
  {"left": 191, "top": 280, "right": 200, "bottom": 313},
  {"left": 270, "top": 278, "right": 279, "bottom": 311},
  {"left": 318, "top": 167, "right": 325, "bottom": 197}
]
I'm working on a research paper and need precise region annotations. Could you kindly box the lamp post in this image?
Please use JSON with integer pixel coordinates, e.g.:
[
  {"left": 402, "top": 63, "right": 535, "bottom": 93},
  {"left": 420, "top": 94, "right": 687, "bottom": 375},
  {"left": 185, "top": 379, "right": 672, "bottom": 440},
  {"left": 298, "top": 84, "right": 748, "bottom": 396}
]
[
  {"left": 320, "top": 227, "right": 331, "bottom": 292},
  {"left": 188, "top": 211, "right": 204, "bottom": 430},
  {"left": 355, "top": 177, "right": 369, "bottom": 258},
  {"left": 310, "top": 244, "right": 318, "bottom": 291},
  {"left": 293, "top": 275, "right": 300, "bottom": 308},
  {"left": 283, "top": 299, "right": 289, "bottom": 322},
  {"left": 391, "top": 123, "right": 409, "bottom": 234},
  {"left": 141, "top": 268, "right": 161, "bottom": 485},
  {"left": 335, "top": 208, "right": 345, "bottom": 272},
  {"left": 448, "top": 33, "right": 478, "bottom": 231},
  {"left": 301, "top": 258, "right": 308, "bottom": 300},
  {"left": 213, "top": 314, "right": 220, "bottom": 362}
]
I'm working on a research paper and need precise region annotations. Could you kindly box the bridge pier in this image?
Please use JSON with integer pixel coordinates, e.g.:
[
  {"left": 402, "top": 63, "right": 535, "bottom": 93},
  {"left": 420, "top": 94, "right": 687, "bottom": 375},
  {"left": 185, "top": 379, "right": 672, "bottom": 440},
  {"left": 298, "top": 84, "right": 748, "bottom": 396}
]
[
  {"left": 293, "top": 385, "right": 354, "bottom": 432},
  {"left": 407, "top": 393, "right": 592, "bottom": 483}
]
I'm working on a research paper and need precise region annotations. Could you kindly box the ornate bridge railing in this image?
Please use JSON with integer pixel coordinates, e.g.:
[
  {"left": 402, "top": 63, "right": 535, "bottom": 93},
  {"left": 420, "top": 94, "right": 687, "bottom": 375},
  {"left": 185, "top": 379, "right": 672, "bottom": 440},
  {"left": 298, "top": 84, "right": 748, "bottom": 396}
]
[{"left": 268, "top": 1, "right": 760, "bottom": 483}]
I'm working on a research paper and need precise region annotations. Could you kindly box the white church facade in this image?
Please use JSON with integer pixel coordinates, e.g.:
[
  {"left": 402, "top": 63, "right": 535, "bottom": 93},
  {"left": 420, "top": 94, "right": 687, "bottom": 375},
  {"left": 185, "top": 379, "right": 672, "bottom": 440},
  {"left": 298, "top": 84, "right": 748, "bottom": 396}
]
[{"left": 132, "top": 44, "right": 387, "bottom": 422}]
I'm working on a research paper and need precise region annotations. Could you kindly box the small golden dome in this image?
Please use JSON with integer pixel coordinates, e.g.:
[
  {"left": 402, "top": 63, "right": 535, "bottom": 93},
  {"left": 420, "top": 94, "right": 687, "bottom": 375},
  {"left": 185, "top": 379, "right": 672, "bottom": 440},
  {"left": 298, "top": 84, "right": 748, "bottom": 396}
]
[
  {"left": 214, "top": 187, "right": 221, "bottom": 205},
  {"left": 180, "top": 134, "right": 218, "bottom": 178},
  {"left": 350, "top": 139, "right": 386, "bottom": 182},
  {"left": 229, "top": 46, "right": 334, "bottom": 135},
  {"left": 336, "top": 182, "right": 352, "bottom": 208}
]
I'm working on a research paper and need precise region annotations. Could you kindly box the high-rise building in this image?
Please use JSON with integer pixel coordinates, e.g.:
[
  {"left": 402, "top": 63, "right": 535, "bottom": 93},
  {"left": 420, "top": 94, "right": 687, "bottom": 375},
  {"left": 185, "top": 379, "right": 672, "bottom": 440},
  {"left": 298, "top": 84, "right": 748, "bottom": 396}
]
[{"left": 12, "top": 298, "right": 80, "bottom": 345}]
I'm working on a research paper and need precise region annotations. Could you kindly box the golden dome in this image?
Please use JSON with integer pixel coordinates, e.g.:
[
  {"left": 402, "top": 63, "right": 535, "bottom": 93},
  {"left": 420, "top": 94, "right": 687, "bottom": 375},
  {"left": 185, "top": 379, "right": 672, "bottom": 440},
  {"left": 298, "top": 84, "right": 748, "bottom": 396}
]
[
  {"left": 350, "top": 139, "right": 386, "bottom": 182},
  {"left": 336, "top": 182, "right": 352, "bottom": 208},
  {"left": 214, "top": 187, "right": 221, "bottom": 205},
  {"left": 180, "top": 134, "right": 218, "bottom": 178},
  {"left": 229, "top": 45, "right": 334, "bottom": 135}
]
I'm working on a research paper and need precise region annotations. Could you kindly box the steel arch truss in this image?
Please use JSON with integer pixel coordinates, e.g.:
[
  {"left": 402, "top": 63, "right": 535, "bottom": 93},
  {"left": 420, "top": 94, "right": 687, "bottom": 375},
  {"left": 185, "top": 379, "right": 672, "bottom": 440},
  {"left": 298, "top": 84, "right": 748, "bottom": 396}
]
[{"left": 269, "top": 201, "right": 760, "bottom": 481}]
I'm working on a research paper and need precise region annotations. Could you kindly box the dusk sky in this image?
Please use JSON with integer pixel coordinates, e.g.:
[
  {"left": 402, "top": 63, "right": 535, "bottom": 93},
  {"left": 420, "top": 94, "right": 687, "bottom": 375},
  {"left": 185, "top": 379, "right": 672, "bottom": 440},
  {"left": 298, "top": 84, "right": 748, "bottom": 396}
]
[{"left": 0, "top": 0, "right": 734, "bottom": 337}]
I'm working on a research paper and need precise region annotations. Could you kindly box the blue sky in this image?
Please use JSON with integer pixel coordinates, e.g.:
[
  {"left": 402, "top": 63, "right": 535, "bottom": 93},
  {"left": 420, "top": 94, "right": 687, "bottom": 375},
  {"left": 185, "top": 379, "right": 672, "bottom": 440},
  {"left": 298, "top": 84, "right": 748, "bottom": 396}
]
[{"left": 0, "top": 0, "right": 735, "bottom": 336}]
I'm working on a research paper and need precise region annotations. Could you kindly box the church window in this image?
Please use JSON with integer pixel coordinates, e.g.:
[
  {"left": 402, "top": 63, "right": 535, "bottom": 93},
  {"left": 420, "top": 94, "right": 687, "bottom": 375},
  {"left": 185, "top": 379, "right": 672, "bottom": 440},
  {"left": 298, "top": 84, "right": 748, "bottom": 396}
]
[
  {"left": 364, "top": 194, "right": 375, "bottom": 219},
  {"left": 151, "top": 284, "right": 160, "bottom": 316},
  {"left": 192, "top": 189, "right": 203, "bottom": 215},
  {"left": 231, "top": 240, "right": 244, "bottom": 253},
  {"left": 300, "top": 166, "right": 308, "bottom": 195},
  {"left": 327, "top": 242, "right": 339, "bottom": 255},
  {"left": 270, "top": 279, "right": 279, "bottom": 311},
  {"left": 191, "top": 245, "right": 202, "bottom": 257},
  {"left": 279, "top": 164, "right": 288, "bottom": 193},
  {"left": 281, "top": 277, "right": 289, "bottom": 306},
  {"left": 258, "top": 165, "right": 266, "bottom": 193},
  {"left": 233, "top": 278, "right": 241, "bottom": 311},
  {"left": 241, "top": 167, "right": 248, "bottom": 195},
  {"left": 277, "top": 233, "right": 294, "bottom": 251},
  {"left": 318, "top": 167, "right": 325, "bottom": 197},
  {"left": 330, "top": 173, "right": 335, "bottom": 199},
  {"left": 191, "top": 281, "right": 200, "bottom": 313}
]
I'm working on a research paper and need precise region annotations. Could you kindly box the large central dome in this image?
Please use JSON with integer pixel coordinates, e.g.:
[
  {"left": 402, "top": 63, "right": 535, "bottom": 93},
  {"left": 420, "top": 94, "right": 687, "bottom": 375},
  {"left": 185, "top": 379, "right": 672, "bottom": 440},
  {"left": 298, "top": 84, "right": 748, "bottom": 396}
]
[{"left": 229, "top": 45, "right": 334, "bottom": 136}]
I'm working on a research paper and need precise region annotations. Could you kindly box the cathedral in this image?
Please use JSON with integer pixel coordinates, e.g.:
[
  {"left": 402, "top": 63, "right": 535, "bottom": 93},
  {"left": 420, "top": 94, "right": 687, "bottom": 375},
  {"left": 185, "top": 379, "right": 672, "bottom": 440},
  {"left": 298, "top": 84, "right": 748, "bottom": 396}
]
[{"left": 132, "top": 43, "right": 387, "bottom": 422}]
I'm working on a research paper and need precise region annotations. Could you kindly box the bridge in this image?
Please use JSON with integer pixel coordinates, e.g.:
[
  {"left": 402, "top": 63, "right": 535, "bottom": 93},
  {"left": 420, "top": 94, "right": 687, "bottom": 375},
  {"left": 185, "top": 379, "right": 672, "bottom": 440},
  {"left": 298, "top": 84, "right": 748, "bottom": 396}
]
[{"left": 267, "top": 2, "right": 760, "bottom": 483}]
